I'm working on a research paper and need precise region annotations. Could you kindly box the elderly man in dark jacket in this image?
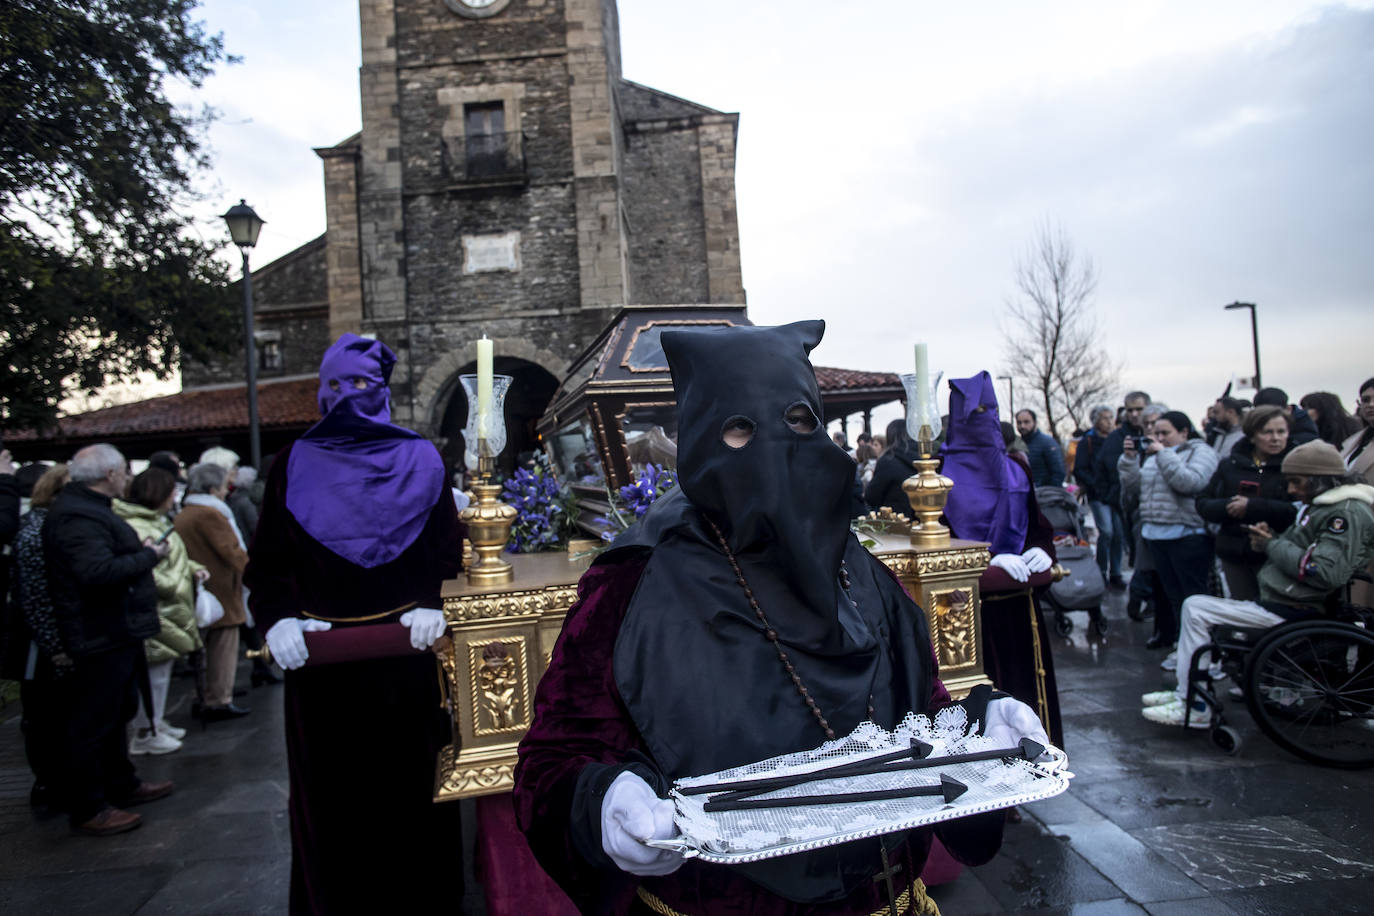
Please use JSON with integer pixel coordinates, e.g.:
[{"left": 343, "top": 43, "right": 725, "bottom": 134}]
[{"left": 43, "top": 443, "right": 173, "bottom": 836}]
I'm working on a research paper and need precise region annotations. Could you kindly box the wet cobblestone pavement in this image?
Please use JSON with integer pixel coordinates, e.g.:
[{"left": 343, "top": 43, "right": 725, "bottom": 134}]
[{"left": 2, "top": 582, "right": 1372, "bottom": 913}]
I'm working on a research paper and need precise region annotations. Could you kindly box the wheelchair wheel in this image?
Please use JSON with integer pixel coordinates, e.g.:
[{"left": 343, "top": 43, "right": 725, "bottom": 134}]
[
  {"left": 1244, "top": 621, "right": 1374, "bottom": 769},
  {"left": 1210, "top": 724, "right": 1241, "bottom": 755}
]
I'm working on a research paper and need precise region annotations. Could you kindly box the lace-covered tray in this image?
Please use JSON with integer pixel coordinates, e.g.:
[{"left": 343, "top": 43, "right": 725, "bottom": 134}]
[{"left": 646, "top": 707, "right": 1072, "bottom": 865}]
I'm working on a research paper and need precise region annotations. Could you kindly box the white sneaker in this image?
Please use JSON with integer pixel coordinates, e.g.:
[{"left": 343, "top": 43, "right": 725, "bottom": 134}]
[
  {"left": 1160, "top": 651, "right": 1178, "bottom": 672},
  {"left": 1207, "top": 662, "right": 1227, "bottom": 681},
  {"left": 1141, "top": 690, "right": 1177, "bottom": 707},
  {"left": 155, "top": 720, "right": 187, "bottom": 740},
  {"left": 129, "top": 731, "right": 182, "bottom": 756},
  {"left": 1142, "top": 699, "right": 1210, "bottom": 729}
]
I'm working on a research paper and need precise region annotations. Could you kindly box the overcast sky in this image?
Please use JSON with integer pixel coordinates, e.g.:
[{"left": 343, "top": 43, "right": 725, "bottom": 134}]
[{"left": 181, "top": 0, "right": 1374, "bottom": 436}]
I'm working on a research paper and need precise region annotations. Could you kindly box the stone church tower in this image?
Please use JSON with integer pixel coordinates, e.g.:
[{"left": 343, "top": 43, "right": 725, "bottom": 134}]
[{"left": 186, "top": 0, "right": 745, "bottom": 470}]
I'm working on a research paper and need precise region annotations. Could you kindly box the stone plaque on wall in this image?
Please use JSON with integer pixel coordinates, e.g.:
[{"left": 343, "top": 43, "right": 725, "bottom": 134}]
[{"left": 463, "top": 232, "right": 521, "bottom": 274}]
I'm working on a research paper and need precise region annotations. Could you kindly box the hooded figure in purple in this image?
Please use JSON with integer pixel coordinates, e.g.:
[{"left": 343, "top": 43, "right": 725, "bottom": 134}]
[
  {"left": 939, "top": 370, "right": 1064, "bottom": 747},
  {"left": 285, "top": 334, "right": 446, "bottom": 567},
  {"left": 244, "top": 333, "right": 462, "bottom": 914},
  {"left": 940, "top": 371, "right": 1030, "bottom": 556}
]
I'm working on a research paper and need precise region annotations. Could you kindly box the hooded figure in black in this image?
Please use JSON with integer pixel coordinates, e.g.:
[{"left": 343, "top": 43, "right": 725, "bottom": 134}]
[{"left": 515, "top": 321, "right": 1038, "bottom": 915}]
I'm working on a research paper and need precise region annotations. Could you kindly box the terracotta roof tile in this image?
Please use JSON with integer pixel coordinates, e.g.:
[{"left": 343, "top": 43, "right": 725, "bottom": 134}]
[
  {"left": 10, "top": 377, "right": 320, "bottom": 442},
  {"left": 814, "top": 366, "right": 903, "bottom": 392}
]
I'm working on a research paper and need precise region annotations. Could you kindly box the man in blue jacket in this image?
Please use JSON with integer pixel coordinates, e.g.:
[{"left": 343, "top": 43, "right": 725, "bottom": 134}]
[{"left": 1015, "top": 409, "right": 1066, "bottom": 488}]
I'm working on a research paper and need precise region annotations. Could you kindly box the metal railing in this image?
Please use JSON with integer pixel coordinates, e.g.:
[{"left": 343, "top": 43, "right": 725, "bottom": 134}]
[{"left": 459, "top": 131, "right": 526, "bottom": 181}]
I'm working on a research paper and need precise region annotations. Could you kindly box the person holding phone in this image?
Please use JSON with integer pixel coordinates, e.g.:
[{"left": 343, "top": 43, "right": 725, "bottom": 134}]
[
  {"left": 1196, "top": 405, "right": 1298, "bottom": 600},
  {"left": 1118, "top": 411, "right": 1219, "bottom": 656}
]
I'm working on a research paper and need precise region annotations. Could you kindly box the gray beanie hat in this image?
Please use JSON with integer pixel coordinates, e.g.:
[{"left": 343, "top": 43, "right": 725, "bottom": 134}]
[{"left": 1281, "top": 440, "right": 1347, "bottom": 476}]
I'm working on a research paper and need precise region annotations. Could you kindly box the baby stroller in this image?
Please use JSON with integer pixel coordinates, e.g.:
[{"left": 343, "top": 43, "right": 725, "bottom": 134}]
[{"left": 1035, "top": 486, "right": 1108, "bottom": 637}]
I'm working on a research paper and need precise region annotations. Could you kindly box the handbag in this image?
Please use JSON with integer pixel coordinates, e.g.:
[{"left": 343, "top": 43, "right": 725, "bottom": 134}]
[{"left": 194, "top": 581, "right": 225, "bottom": 628}]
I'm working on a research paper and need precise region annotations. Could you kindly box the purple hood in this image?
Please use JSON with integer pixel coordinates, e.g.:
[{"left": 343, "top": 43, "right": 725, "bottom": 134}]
[
  {"left": 286, "top": 334, "right": 446, "bottom": 568},
  {"left": 939, "top": 371, "right": 1029, "bottom": 555}
]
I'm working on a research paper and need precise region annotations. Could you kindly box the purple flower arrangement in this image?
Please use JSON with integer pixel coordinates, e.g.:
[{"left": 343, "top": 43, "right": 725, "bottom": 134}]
[
  {"left": 501, "top": 452, "right": 577, "bottom": 553},
  {"left": 593, "top": 463, "right": 678, "bottom": 541}
]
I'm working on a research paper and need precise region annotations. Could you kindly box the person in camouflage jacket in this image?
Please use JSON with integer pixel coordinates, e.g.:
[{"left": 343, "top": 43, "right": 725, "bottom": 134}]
[{"left": 1143, "top": 440, "right": 1374, "bottom": 726}]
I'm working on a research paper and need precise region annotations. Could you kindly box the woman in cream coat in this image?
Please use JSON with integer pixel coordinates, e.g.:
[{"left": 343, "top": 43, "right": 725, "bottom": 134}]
[{"left": 115, "top": 468, "right": 206, "bottom": 753}]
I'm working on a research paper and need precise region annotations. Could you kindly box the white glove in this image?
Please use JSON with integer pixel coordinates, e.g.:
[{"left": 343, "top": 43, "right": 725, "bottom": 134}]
[
  {"left": 265, "top": 617, "right": 333, "bottom": 671},
  {"left": 982, "top": 697, "right": 1051, "bottom": 751},
  {"left": 989, "top": 553, "right": 1030, "bottom": 583},
  {"left": 399, "top": 608, "right": 447, "bottom": 650},
  {"left": 601, "top": 771, "right": 684, "bottom": 877},
  {"left": 1021, "top": 547, "right": 1052, "bottom": 574}
]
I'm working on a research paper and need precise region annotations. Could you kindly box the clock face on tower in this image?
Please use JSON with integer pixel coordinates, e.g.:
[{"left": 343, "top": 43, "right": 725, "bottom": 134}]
[{"left": 443, "top": 0, "right": 511, "bottom": 18}]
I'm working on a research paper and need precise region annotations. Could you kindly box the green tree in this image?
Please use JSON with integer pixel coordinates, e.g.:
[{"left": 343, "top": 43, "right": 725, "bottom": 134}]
[{"left": 0, "top": 0, "right": 237, "bottom": 430}]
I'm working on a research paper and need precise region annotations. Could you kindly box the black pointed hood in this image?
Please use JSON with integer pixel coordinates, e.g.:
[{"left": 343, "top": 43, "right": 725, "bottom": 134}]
[{"left": 661, "top": 320, "right": 858, "bottom": 651}]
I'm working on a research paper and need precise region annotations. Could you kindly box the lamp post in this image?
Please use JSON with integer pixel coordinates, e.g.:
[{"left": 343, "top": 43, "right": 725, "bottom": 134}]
[
  {"left": 1224, "top": 301, "right": 1261, "bottom": 391},
  {"left": 222, "top": 200, "right": 266, "bottom": 470},
  {"left": 997, "top": 375, "right": 1014, "bottom": 417}
]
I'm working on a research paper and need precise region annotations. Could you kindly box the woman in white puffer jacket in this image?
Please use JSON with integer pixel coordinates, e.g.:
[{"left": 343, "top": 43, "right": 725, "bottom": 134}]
[{"left": 1119, "top": 410, "right": 1219, "bottom": 655}]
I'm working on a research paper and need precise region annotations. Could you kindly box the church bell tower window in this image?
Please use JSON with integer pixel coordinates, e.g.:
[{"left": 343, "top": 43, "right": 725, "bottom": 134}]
[{"left": 464, "top": 102, "right": 509, "bottom": 179}]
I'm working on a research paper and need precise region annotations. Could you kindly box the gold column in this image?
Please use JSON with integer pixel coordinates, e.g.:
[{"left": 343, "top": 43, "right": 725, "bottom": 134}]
[{"left": 458, "top": 453, "right": 517, "bottom": 586}]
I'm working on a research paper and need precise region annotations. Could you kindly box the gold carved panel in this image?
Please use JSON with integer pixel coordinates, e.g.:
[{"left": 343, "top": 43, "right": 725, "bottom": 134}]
[
  {"left": 468, "top": 636, "right": 532, "bottom": 736},
  {"left": 929, "top": 587, "right": 979, "bottom": 673}
]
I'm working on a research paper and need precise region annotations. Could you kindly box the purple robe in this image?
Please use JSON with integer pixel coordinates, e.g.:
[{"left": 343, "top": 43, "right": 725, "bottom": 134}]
[{"left": 245, "top": 442, "right": 463, "bottom": 915}]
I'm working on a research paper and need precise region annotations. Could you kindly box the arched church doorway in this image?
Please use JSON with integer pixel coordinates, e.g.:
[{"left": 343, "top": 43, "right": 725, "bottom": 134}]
[{"left": 438, "top": 357, "right": 560, "bottom": 481}]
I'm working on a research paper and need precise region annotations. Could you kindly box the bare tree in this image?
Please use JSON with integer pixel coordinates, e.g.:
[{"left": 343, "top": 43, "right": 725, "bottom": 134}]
[{"left": 1002, "top": 221, "right": 1119, "bottom": 440}]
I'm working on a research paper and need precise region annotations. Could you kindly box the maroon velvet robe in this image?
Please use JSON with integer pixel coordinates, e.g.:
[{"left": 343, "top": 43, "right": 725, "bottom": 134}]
[
  {"left": 946, "top": 455, "right": 1064, "bottom": 747},
  {"left": 514, "top": 556, "right": 1005, "bottom": 915},
  {"left": 245, "top": 443, "right": 463, "bottom": 915}
]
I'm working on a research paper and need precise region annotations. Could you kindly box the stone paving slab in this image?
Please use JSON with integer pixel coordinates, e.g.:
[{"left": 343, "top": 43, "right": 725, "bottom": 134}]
[{"left": 1134, "top": 814, "right": 1374, "bottom": 892}]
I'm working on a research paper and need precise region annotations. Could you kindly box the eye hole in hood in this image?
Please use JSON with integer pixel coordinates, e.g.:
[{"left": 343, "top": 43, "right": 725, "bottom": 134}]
[
  {"left": 721, "top": 415, "right": 756, "bottom": 449},
  {"left": 785, "top": 401, "right": 819, "bottom": 435}
]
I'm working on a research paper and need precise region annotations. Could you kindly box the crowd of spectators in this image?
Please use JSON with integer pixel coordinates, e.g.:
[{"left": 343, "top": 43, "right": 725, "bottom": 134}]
[
  {"left": 1057, "top": 378, "right": 1374, "bottom": 726},
  {"left": 0, "top": 442, "right": 270, "bottom": 836}
]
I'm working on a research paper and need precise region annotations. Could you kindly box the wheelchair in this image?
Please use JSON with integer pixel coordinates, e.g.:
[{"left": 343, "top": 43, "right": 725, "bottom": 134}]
[{"left": 1181, "top": 576, "right": 1374, "bottom": 769}]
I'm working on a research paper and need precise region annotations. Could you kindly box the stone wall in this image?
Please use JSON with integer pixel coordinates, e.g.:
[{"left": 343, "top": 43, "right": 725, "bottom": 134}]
[
  {"left": 621, "top": 122, "right": 708, "bottom": 304},
  {"left": 180, "top": 236, "right": 330, "bottom": 388}
]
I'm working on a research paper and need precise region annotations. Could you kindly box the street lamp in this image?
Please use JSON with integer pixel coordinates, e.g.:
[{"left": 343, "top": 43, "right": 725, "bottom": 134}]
[
  {"left": 1224, "top": 301, "right": 1261, "bottom": 392},
  {"left": 997, "top": 375, "right": 1014, "bottom": 417},
  {"left": 222, "top": 199, "right": 266, "bottom": 470}
]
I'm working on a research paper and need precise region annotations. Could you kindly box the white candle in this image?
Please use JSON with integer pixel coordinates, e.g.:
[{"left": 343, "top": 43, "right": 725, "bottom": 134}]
[
  {"left": 913, "top": 342, "right": 929, "bottom": 429},
  {"left": 476, "top": 336, "right": 493, "bottom": 441}
]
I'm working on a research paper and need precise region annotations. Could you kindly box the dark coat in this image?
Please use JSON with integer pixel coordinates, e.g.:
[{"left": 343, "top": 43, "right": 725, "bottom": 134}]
[
  {"left": 0, "top": 473, "right": 23, "bottom": 678},
  {"left": 1196, "top": 438, "right": 1297, "bottom": 566},
  {"left": 1073, "top": 429, "right": 1108, "bottom": 501},
  {"left": 863, "top": 440, "right": 920, "bottom": 518},
  {"left": 227, "top": 488, "right": 259, "bottom": 545},
  {"left": 1287, "top": 406, "right": 1320, "bottom": 446},
  {"left": 1092, "top": 425, "right": 1140, "bottom": 512},
  {"left": 41, "top": 483, "right": 159, "bottom": 657},
  {"left": 1022, "top": 428, "right": 1066, "bottom": 488}
]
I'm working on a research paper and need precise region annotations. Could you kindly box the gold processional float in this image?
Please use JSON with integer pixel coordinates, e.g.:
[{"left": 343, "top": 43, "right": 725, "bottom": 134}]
[{"left": 431, "top": 307, "right": 1039, "bottom": 802}]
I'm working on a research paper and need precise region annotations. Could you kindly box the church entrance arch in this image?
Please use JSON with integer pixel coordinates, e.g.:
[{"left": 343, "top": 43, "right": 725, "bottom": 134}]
[{"left": 438, "top": 357, "right": 559, "bottom": 481}]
